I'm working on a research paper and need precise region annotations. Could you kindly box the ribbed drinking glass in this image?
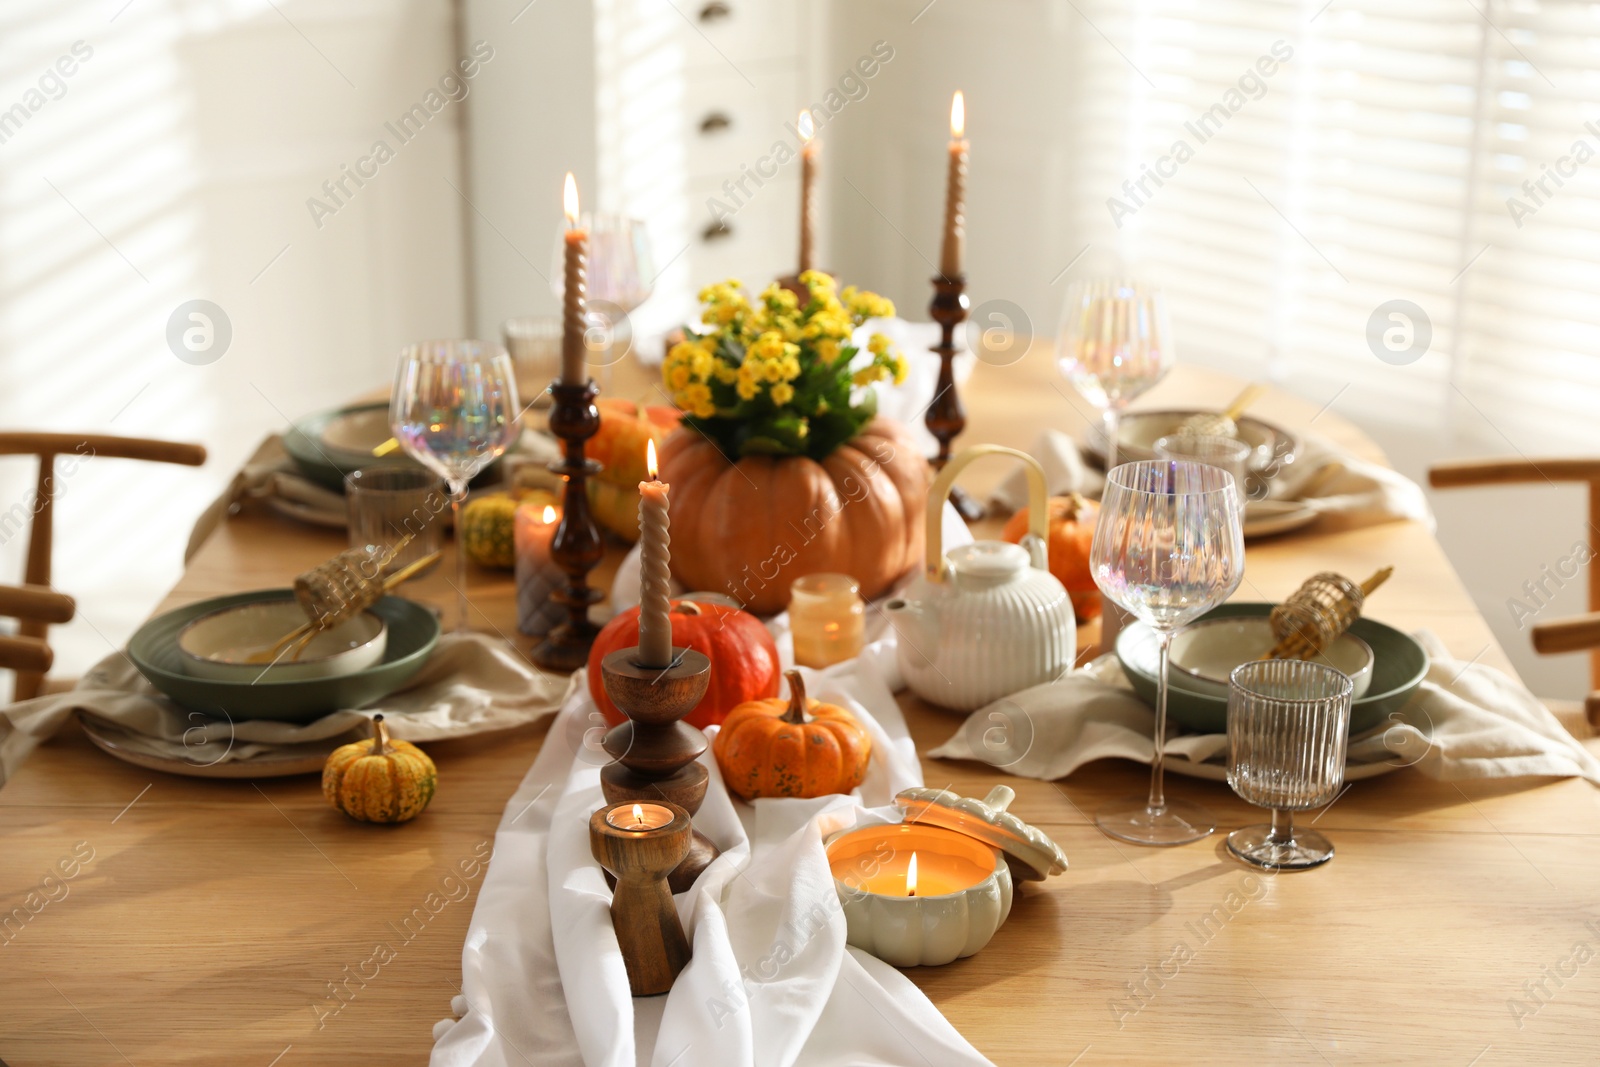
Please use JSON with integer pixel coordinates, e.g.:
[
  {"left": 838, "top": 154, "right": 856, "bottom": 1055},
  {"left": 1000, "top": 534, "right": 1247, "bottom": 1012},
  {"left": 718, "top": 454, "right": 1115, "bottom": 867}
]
[{"left": 1226, "top": 659, "right": 1353, "bottom": 870}]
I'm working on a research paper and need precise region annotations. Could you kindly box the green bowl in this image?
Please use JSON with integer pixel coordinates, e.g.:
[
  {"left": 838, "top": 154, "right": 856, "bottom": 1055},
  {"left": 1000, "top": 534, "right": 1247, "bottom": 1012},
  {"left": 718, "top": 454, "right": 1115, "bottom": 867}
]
[
  {"left": 128, "top": 591, "right": 441, "bottom": 723},
  {"left": 1115, "top": 602, "right": 1430, "bottom": 735}
]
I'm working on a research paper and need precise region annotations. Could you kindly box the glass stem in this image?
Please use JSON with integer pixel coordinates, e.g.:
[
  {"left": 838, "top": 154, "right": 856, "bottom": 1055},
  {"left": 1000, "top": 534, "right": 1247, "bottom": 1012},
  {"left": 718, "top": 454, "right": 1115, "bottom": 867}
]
[
  {"left": 1269, "top": 807, "right": 1294, "bottom": 846},
  {"left": 450, "top": 482, "right": 470, "bottom": 631},
  {"left": 1103, "top": 408, "right": 1120, "bottom": 471},
  {"left": 1148, "top": 629, "right": 1172, "bottom": 816}
]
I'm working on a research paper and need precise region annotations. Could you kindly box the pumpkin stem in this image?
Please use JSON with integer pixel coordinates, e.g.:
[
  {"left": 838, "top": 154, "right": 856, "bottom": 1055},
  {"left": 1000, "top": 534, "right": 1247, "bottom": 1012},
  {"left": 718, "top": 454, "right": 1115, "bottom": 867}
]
[
  {"left": 670, "top": 601, "right": 704, "bottom": 616},
  {"left": 1065, "top": 491, "right": 1088, "bottom": 518},
  {"left": 781, "top": 669, "right": 808, "bottom": 724},
  {"left": 370, "top": 714, "right": 391, "bottom": 756}
]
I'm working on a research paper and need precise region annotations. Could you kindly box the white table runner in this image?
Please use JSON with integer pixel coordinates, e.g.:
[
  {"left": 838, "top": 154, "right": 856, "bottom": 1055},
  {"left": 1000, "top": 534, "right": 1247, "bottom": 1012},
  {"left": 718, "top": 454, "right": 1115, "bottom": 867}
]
[{"left": 429, "top": 654, "right": 994, "bottom": 1067}]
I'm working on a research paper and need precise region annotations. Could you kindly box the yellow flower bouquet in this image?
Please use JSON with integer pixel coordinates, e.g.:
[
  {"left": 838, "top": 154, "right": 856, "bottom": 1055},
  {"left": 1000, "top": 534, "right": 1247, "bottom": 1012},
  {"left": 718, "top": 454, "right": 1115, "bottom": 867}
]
[{"left": 663, "top": 270, "right": 906, "bottom": 459}]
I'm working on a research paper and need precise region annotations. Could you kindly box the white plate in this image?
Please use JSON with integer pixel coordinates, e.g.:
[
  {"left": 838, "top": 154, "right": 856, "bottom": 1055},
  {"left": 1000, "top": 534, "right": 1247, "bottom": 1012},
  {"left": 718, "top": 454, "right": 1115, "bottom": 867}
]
[
  {"left": 1164, "top": 750, "right": 1404, "bottom": 782},
  {"left": 79, "top": 714, "right": 336, "bottom": 779},
  {"left": 1243, "top": 499, "right": 1318, "bottom": 539}
]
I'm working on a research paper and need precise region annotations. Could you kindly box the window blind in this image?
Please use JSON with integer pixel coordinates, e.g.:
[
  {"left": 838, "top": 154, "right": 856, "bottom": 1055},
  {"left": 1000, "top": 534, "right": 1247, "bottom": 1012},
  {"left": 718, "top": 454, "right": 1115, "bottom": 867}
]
[{"left": 1071, "top": 0, "right": 1600, "bottom": 448}]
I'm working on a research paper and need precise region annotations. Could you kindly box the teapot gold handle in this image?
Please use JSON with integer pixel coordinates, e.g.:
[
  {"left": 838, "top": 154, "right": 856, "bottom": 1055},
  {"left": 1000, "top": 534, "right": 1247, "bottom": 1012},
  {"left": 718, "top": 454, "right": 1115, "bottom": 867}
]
[{"left": 926, "top": 445, "right": 1050, "bottom": 582}]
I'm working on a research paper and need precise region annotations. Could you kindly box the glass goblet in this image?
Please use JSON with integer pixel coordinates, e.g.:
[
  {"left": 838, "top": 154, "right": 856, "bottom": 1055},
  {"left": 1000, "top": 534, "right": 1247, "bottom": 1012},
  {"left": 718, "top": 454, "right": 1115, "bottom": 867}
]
[
  {"left": 1091, "top": 459, "right": 1245, "bottom": 845},
  {"left": 1226, "top": 659, "right": 1353, "bottom": 870},
  {"left": 1057, "top": 279, "right": 1173, "bottom": 470},
  {"left": 390, "top": 340, "right": 522, "bottom": 631},
  {"left": 1154, "top": 434, "right": 1254, "bottom": 495},
  {"left": 550, "top": 214, "right": 655, "bottom": 386}
]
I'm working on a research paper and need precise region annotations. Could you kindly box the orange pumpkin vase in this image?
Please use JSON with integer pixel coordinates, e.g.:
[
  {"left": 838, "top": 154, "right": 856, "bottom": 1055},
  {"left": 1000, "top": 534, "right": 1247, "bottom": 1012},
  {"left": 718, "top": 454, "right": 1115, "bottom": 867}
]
[
  {"left": 588, "top": 599, "right": 781, "bottom": 730},
  {"left": 1001, "top": 492, "right": 1102, "bottom": 621},
  {"left": 658, "top": 418, "right": 929, "bottom": 616},
  {"left": 713, "top": 670, "right": 872, "bottom": 801}
]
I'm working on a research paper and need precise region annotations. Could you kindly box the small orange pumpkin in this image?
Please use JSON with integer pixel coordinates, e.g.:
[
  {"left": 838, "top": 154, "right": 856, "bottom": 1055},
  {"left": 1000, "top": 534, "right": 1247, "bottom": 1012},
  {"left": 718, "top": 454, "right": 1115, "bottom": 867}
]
[
  {"left": 586, "top": 400, "right": 682, "bottom": 541},
  {"left": 1002, "top": 492, "right": 1101, "bottom": 621},
  {"left": 713, "top": 670, "right": 871, "bottom": 800}
]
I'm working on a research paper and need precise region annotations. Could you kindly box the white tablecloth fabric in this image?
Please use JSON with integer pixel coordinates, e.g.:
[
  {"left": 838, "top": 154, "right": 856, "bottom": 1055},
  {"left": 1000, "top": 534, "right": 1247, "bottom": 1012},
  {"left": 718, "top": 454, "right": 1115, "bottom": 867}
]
[{"left": 429, "top": 656, "right": 994, "bottom": 1067}]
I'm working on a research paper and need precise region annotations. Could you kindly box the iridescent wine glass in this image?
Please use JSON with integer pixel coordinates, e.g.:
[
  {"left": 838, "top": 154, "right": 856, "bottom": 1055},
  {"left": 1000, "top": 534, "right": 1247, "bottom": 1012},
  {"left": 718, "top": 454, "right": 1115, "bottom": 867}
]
[
  {"left": 390, "top": 340, "right": 521, "bottom": 631},
  {"left": 1057, "top": 280, "right": 1174, "bottom": 469},
  {"left": 550, "top": 214, "right": 654, "bottom": 388},
  {"left": 1091, "top": 459, "right": 1245, "bottom": 845}
]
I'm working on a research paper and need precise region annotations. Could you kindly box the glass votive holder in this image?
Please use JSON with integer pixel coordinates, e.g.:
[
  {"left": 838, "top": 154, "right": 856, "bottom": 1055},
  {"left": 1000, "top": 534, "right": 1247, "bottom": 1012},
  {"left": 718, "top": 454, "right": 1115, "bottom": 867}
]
[
  {"left": 790, "top": 573, "right": 866, "bottom": 668},
  {"left": 345, "top": 467, "right": 447, "bottom": 575},
  {"left": 1154, "top": 434, "right": 1253, "bottom": 495},
  {"left": 515, "top": 499, "right": 565, "bottom": 636},
  {"left": 502, "top": 315, "right": 562, "bottom": 409},
  {"left": 1225, "top": 658, "right": 1353, "bottom": 871}
]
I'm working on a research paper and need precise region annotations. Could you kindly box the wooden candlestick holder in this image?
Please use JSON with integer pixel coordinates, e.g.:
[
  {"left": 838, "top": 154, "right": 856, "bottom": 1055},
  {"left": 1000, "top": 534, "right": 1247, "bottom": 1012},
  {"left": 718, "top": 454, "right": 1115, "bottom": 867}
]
[
  {"left": 533, "top": 379, "right": 605, "bottom": 673},
  {"left": 599, "top": 647, "right": 720, "bottom": 894},
  {"left": 927, "top": 273, "right": 983, "bottom": 521},
  {"left": 589, "top": 802, "right": 693, "bottom": 996}
]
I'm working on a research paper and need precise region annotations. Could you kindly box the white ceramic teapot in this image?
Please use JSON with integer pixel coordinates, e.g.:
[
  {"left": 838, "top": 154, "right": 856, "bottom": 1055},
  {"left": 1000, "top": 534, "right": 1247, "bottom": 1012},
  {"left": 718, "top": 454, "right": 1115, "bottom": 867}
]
[{"left": 886, "top": 446, "right": 1075, "bottom": 712}]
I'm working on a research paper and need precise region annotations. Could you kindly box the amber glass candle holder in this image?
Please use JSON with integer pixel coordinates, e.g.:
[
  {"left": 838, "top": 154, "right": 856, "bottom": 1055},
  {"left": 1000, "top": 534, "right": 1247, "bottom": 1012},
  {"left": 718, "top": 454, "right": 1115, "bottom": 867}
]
[{"left": 789, "top": 573, "right": 866, "bottom": 668}]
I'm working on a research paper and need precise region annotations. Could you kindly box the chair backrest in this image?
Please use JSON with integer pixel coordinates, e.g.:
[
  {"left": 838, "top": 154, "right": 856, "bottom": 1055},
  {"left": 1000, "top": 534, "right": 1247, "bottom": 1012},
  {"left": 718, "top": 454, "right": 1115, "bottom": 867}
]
[
  {"left": 1429, "top": 458, "right": 1600, "bottom": 690},
  {"left": 0, "top": 433, "right": 205, "bottom": 699}
]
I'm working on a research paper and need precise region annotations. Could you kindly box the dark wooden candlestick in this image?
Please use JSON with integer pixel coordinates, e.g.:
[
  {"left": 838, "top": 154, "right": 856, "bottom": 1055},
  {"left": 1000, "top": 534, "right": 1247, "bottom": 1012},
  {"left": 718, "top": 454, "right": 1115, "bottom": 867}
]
[
  {"left": 589, "top": 802, "right": 692, "bottom": 996},
  {"left": 599, "top": 647, "right": 720, "bottom": 893},
  {"left": 927, "top": 273, "right": 984, "bottom": 521},
  {"left": 533, "top": 379, "right": 605, "bottom": 672}
]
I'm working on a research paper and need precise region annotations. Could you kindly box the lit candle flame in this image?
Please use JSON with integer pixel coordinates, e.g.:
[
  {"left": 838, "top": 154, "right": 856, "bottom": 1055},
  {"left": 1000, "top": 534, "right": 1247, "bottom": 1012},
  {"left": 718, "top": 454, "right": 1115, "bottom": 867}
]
[
  {"left": 950, "top": 91, "right": 965, "bottom": 139},
  {"left": 632, "top": 803, "right": 644, "bottom": 827},
  {"left": 646, "top": 438, "right": 659, "bottom": 480},
  {"left": 563, "top": 172, "right": 580, "bottom": 228},
  {"left": 541, "top": 504, "right": 557, "bottom": 523},
  {"left": 798, "top": 109, "right": 815, "bottom": 143},
  {"left": 907, "top": 852, "right": 918, "bottom": 897}
]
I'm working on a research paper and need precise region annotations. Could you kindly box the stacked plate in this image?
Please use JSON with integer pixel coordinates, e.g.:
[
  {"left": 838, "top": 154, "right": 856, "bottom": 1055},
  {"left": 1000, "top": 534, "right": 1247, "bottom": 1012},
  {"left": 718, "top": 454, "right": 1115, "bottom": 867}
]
[
  {"left": 283, "top": 402, "right": 501, "bottom": 493},
  {"left": 1115, "top": 602, "right": 1430, "bottom": 736},
  {"left": 128, "top": 590, "right": 441, "bottom": 724}
]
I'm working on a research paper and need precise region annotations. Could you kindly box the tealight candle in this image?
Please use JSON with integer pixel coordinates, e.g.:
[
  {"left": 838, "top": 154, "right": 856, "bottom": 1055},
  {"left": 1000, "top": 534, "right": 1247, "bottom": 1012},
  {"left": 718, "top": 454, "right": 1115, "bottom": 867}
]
[
  {"left": 789, "top": 573, "right": 865, "bottom": 668},
  {"left": 606, "top": 802, "right": 675, "bottom": 832}
]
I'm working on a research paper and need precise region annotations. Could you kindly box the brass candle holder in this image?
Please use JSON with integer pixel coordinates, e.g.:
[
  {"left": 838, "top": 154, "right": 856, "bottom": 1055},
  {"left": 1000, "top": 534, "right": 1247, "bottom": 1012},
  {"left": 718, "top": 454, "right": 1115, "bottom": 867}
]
[
  {"left": 589, "top": 800, "right": 693, "bottom": 996},
  {"left": 533, "top": 379, "right": 605, "bottom": 672},
  {"left": 599, "top": 646, "right": 720, "bottom": 893},
  {"left": 926, "top": 272, "right": 983, "bottom": 521}
]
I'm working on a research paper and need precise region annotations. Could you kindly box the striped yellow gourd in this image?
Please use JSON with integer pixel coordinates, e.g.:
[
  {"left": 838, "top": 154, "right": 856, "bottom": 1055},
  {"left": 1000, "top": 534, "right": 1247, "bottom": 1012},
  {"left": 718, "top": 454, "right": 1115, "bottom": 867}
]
[{"left": 322, "top": 714, "right": 437, "bottom": 823}]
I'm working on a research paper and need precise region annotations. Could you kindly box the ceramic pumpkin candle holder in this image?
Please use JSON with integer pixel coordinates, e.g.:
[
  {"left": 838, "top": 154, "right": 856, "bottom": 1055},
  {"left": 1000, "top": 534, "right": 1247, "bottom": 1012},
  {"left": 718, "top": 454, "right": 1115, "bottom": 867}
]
[
  {"left": 322, "top": 714, "right": 437, "bottom": 824},
  {"left": 825, "top": 785, "right": 1067, "bottom": 967},
  {"left": 713, "top": 670, "right": 872, "bottom": 801}
]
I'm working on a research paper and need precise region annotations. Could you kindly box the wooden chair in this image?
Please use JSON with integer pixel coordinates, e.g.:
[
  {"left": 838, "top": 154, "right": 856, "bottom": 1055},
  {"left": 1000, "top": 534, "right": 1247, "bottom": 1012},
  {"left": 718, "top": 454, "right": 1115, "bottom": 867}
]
[
  {"left": 0, "top": 433, "right": 206, "bottom": 700},
  {"left": 1428, "top": 458, "right": 1600, "bottom": 731}
]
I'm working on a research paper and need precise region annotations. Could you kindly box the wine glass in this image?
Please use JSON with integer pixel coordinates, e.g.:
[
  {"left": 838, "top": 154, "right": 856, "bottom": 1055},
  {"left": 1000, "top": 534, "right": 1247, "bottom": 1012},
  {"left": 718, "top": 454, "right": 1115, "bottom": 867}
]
[
  {"left": 1091, "top": 459, "right": 1245, "bottom": 845},
  {"left": 390, "top": 340, "right": 522, "bottom": 631},
  {"left": 550, "top": 214, "right": 655, "bottom": 387},
  {"left": 1226, "top": 659, "right": 1353, "bottom": 870},
  {"left": 1057, "top": 280, "right": 1173, "bottom": 470}
]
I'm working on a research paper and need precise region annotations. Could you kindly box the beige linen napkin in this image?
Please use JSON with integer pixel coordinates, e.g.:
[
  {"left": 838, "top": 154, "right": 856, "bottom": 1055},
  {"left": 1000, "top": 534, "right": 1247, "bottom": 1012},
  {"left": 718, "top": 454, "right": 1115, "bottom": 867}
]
[
  {"left": 0, "top": 632, "right": 573, "bottom": 786},
  {"left": 928, "top": 631, "right": 1600, "bottom": 786},
  {"left": 988, "top": 428, "right": 1432, "bottom": 533}
]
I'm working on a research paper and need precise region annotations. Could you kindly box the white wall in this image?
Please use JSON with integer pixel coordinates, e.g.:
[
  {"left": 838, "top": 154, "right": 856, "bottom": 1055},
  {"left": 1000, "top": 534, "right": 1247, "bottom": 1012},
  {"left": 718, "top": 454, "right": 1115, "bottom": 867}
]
[{"left": 0, "top": 0, "right": 468, "bottom": 688}]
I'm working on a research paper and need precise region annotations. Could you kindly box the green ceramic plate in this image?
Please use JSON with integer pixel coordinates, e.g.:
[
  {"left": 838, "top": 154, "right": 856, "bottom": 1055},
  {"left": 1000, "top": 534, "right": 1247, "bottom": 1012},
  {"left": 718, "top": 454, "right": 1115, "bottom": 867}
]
[
  {"left": 283, "top": 402, "right": 501, "bottom": 493},
  {"left": 1115, "top": 602, "right": 1430, "bottom": 735},
  {"left": 128, "top": 591, "right": 441, "bottom": 723}
]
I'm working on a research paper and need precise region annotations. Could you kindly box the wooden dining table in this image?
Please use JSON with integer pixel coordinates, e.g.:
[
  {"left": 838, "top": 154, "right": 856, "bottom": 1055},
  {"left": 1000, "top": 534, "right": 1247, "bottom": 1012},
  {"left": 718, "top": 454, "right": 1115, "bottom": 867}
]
[{"left": 3, "top": 347, "right": 1599, "bottom": 1066}]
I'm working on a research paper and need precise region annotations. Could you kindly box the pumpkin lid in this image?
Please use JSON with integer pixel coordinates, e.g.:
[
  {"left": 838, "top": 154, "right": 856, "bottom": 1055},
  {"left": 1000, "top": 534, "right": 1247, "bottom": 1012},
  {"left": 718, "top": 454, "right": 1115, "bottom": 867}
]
[{"left": 894, "top": 784, "right": 1068, "bottom": 882}]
